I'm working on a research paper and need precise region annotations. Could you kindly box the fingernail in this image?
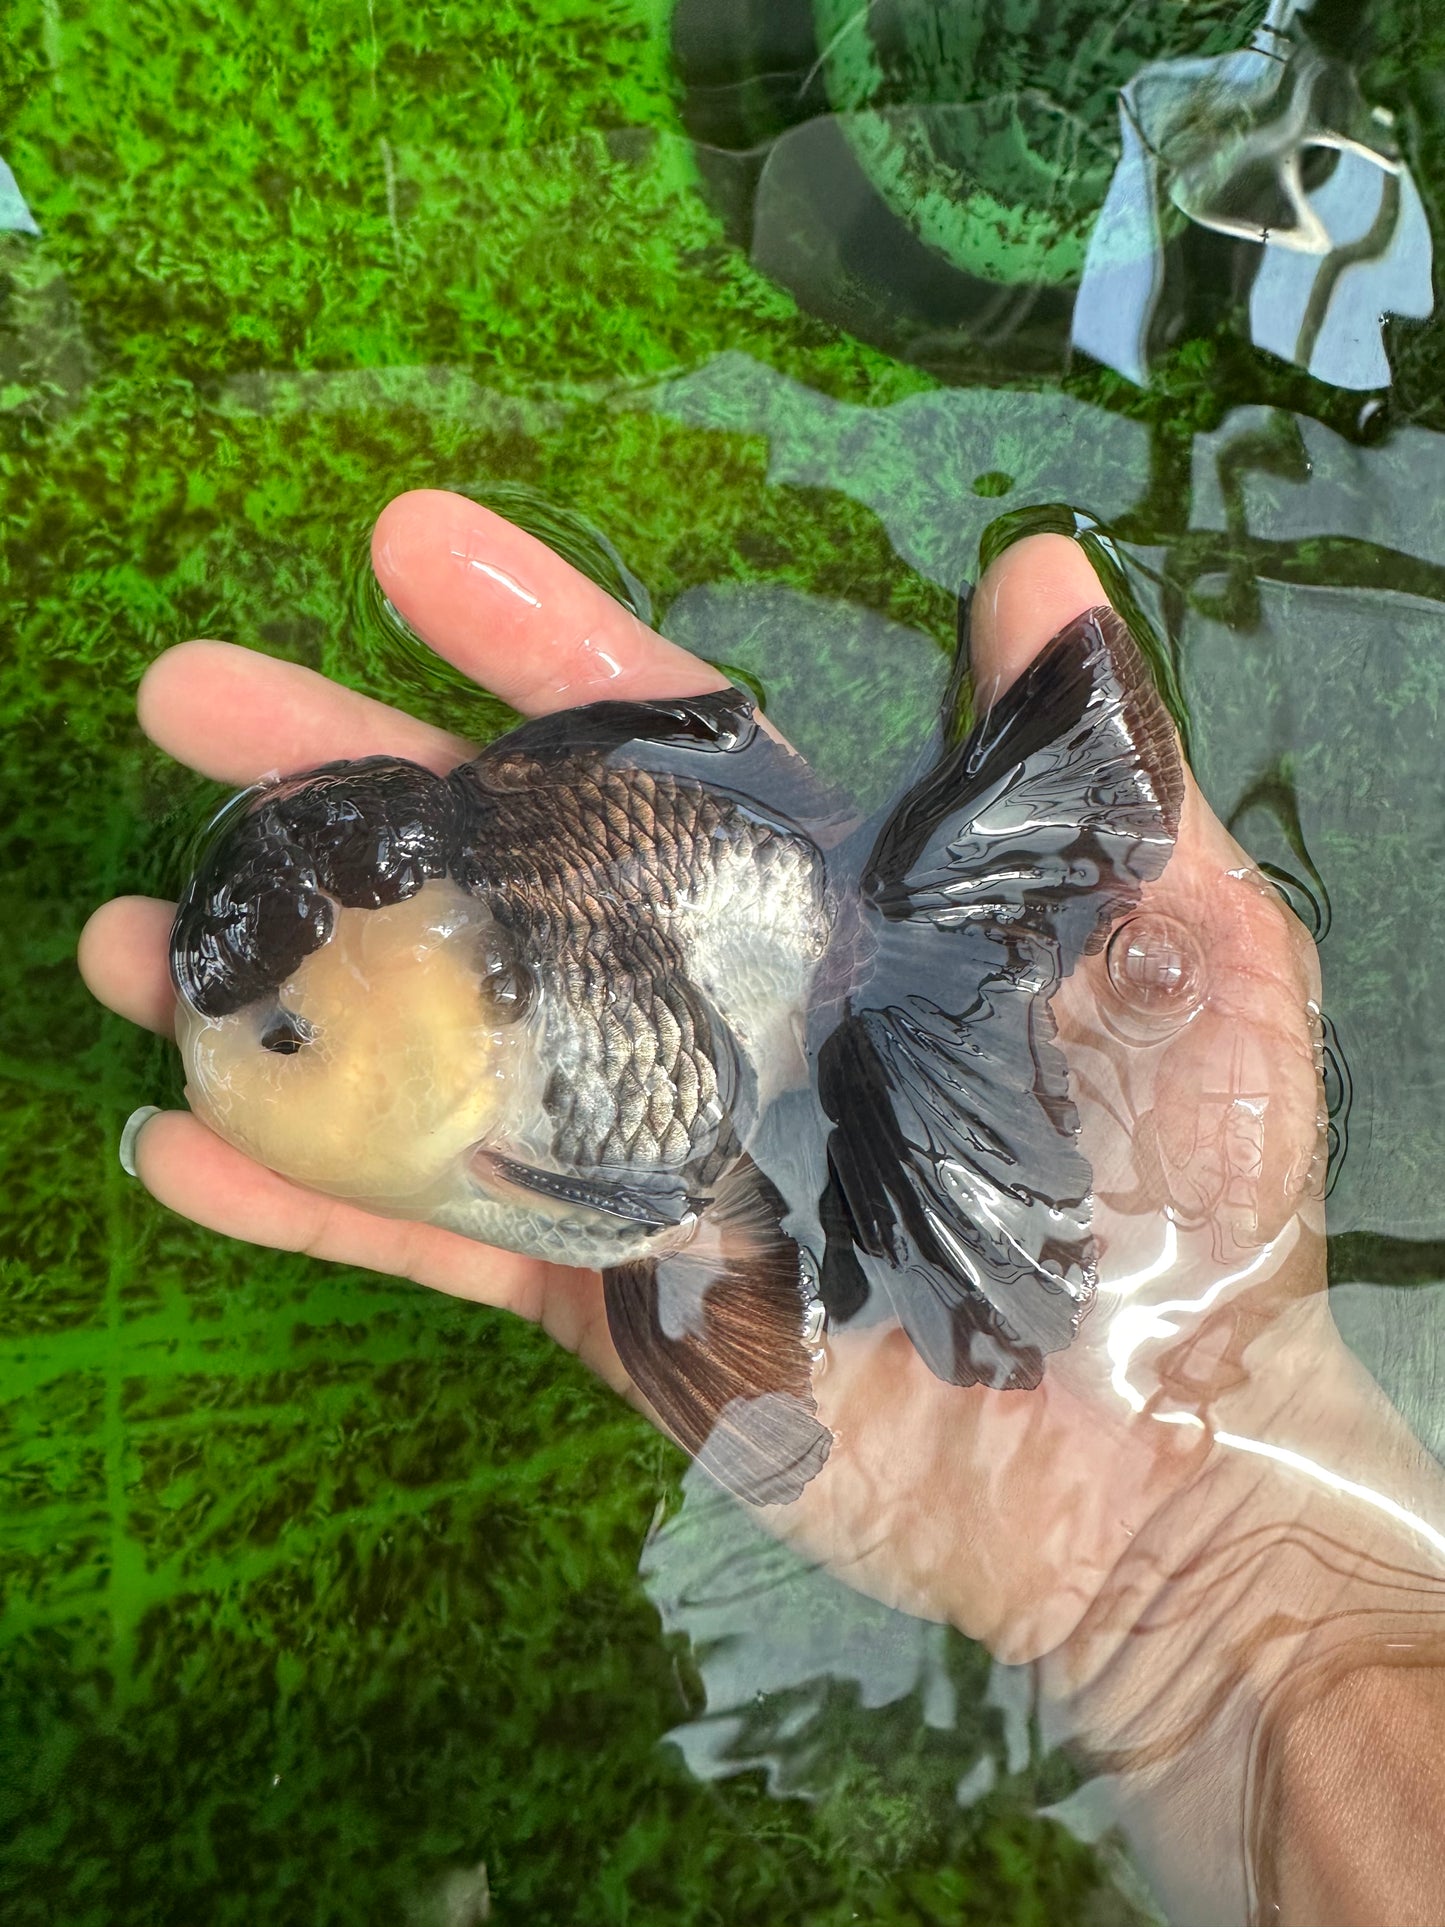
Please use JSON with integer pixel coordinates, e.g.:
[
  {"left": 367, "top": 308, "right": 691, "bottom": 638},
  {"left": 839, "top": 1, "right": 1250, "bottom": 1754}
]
[{"left": 119, "top": 1106, "right": 162, "bottom": 1177}]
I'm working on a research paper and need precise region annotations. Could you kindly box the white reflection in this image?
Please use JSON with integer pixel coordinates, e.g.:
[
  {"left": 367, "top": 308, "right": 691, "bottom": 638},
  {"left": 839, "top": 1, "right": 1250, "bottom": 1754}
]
[
  {"left": 0, "top": 153, "right": 39, "bottom": 236},
  {"left": 1250, "top": 157, "right": 1434, "bottom": 389},
  {"left": 461, "top": 557, "right": 542, "bottom": 607},
  {"left": 1104, "top": 1219, "right": 1277, "bottom": 1415},
  {"left": 1104, "top": 1221, "right": 1445, "bottom": 1562},
  {"left": 1074, "top": 0, "right": 1433, "bottom": 391},
  {"left": 1213, "top": 1427, "right": 1445, "bottom": 1560}
]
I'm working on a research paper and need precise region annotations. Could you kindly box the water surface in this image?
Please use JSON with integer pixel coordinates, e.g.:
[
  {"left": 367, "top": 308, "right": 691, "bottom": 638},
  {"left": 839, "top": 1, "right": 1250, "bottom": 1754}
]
[{"left": 4, "top": 2, "right": 1445, "bottom": 1921}]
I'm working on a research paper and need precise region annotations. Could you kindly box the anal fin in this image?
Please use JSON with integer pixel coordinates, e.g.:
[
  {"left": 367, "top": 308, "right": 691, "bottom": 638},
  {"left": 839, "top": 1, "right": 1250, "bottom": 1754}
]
[{"left": 602, "top": 1159, "right": 832, "bottom": 1506}]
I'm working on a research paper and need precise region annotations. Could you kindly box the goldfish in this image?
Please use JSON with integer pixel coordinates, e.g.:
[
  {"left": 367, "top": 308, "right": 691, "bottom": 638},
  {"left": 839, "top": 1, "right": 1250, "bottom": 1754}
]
[{"left": 171, "top": 606, "right": 1181, "bottom": 1504}]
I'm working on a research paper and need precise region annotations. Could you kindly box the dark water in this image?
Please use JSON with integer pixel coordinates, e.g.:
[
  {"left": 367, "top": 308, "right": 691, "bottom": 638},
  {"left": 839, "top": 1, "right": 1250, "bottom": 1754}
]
[{"left": 4, "top": 1, "right": 1445, "bottom": 1922}]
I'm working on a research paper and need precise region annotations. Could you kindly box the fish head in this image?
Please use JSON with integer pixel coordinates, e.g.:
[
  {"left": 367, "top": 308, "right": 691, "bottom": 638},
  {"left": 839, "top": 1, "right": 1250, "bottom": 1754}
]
[
  {"left": 178, "top": 882, "right": 551, "bottom": 1210},
  {"left": 169, "top": 757, "right": 554, "bottom": 1219},
  {"left": 175, "top": 877, "right": 546, "bottom": 1213}
]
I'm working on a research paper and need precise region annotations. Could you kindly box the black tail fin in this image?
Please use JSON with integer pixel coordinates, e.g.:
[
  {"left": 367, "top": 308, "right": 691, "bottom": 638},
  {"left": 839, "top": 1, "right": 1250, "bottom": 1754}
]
[{"left": 819, "top": 607, "right": 1184, "bottom": 1389}]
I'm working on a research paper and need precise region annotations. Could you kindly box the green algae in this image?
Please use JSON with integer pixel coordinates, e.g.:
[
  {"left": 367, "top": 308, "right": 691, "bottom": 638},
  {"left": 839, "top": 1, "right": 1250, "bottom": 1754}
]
[{"left": 3, "top": 0, "right": 1445, "bottom": 1921}]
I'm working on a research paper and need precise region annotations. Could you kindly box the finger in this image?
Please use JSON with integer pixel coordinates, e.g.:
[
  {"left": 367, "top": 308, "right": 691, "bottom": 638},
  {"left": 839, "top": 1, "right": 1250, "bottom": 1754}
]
[
  {"left": 372, "top": 489, "right": 728, "bottom": 714},
  {"left": 969, "top": 533, "right": 1214, "bottom": 839},
  {"left": 122, "top": 1107, "right": 625, "bottom": 1378},
  {"left": 968, "top": 533, "right": 1114, "bottom": 701},
  {"left": 138, "top": 639, "right": 473, "bottom": 786},
  {"left": 78, "top": 897, "right": 177, "bottom": 1034},
  {"left": 139, "top": 485, "right": 732, "bottom": 785}
]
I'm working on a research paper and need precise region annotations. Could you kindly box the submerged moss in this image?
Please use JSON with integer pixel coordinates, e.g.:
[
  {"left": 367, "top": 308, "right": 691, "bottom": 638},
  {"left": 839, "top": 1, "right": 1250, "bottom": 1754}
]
[{"left": 3, "top": 0, "right": 1445, "bottom": 1920}]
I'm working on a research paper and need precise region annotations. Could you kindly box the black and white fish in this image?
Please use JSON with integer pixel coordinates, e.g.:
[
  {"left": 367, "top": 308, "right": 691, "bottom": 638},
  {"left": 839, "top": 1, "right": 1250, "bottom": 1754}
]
[{"left": 171, "top": 606, "right": 1183, "bottom": 1505}]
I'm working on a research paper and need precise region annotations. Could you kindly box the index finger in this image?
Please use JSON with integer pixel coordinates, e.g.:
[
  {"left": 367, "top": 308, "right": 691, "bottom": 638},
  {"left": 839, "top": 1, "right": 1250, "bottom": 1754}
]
[
  {"left": 372, "top": 489, "right": 729, "bottom": 714},
  {"left": 136, "top": 492, "right": 731, "bottom": 790}
]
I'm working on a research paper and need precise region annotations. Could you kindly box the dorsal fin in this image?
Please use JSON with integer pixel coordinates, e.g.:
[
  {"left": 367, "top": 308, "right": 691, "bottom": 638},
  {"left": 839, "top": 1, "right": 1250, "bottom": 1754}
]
[
  {"left": 469, "top": 687, "right": 759, "bottom": 771},
  {"left": 452, "top": 685, "right": 855, "bottom": 849}
]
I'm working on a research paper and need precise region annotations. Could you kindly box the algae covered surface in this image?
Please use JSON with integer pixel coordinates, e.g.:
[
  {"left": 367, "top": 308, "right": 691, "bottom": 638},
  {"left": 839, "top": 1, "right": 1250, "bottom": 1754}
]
[{"left": 4, "top": 2, "right": 1445, "bottom": 1922}]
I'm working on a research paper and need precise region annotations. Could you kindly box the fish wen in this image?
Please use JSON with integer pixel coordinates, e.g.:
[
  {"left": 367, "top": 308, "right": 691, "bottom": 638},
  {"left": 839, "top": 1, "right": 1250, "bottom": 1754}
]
[{"left": 171, "top": 607, "right": 1184, "bottom": 1506}]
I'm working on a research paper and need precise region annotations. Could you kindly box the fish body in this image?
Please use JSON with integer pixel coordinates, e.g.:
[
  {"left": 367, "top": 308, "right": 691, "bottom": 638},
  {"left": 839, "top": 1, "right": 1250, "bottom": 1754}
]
[{"left": 172, "top": 607, "right": 1182, "bottom": 1503}]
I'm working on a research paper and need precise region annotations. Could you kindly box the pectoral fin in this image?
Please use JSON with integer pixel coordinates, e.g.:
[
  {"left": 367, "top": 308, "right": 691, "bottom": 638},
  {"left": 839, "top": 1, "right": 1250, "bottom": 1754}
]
[{"left": 482, "top": 1153, "right": 700, "bottom": 1230}]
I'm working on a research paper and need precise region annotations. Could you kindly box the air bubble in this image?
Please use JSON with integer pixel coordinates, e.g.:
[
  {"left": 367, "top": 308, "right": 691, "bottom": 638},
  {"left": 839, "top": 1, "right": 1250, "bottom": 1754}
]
[
  {"left": 1356, "top": 396, "right": 1389, "bottom": 443},
  {"left": 1106, "top": 913, "right": 1204, "bottom": 1016}
]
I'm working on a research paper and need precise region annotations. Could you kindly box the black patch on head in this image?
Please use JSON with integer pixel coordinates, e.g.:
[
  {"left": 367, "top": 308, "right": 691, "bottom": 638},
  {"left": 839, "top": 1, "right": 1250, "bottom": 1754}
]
[{"left": 171, "top": 757, "right": 459, "bottom": 1018}]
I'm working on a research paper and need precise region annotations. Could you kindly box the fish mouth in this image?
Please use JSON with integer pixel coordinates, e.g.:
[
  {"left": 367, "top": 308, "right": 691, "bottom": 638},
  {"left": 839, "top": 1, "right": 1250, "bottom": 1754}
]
[{"left": 470, "top": 1146, "right": 702, "bottom": 1233}]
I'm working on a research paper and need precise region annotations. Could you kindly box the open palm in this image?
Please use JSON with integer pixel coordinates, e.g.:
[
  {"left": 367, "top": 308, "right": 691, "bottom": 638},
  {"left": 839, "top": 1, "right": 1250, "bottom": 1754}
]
[
  {"left": 78, "top": 485, "right": 1333, "bottom": 1610},
  {"left": 82, "top": 493, "right": 1422, "bottom": 1756}
]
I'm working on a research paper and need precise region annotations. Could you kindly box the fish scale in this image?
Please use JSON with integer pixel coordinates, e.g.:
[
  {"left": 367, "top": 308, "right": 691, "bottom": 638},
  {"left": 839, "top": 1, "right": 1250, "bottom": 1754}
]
[{"left": 462, "top": 748, "right": 822, "bottom": 1185}]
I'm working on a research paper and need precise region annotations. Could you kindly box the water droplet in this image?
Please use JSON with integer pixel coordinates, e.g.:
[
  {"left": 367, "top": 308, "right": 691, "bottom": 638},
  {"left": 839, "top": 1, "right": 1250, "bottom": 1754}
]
[
  {"left": 1357, "top": 396, "right": 1389, "bottom": 442},
  {"left": 1106, "top": 914, "right": 1204, "bottom": 1016}
]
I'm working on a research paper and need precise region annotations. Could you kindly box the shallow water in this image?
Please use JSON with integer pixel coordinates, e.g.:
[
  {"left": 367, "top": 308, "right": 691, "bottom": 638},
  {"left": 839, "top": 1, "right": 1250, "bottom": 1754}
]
[{"left": 4, "top": 1, "right": 1445, "bottom": 1922}]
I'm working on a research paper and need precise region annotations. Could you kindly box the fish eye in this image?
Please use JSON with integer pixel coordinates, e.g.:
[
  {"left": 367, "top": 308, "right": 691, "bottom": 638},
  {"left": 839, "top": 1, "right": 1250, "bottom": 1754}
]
[
  {"left": 480, "top": 933, "right": 534, "bottom": 1023},
  {"left": 260, "top": 1008, "right": 313, "bottom": 1055}
]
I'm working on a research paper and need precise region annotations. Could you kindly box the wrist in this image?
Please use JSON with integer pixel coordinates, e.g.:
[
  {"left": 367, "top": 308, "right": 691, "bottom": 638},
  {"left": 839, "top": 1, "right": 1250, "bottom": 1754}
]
[
  {"left": 1255, "top": 1658, "right": 1445, "bottom": 1925},
  {"left": 1029, "top": 1309, "right": 1445, "bottom": 1922}
]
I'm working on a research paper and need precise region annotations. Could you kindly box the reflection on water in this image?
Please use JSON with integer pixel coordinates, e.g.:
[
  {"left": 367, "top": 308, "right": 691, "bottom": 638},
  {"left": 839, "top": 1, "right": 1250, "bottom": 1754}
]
[
  {"left": 662, "top": 580, "right": 945, "bottom": 812},
  {"left": 0, "top": 152, "right": 40, "bottom": 235},
  {"left": 1075, "top": 0, "right": 1434, "bottom": 388},
  {"left": 679, "top": 0, "right": 1434, "bottom": 389},
  {"left": 673, "top": 0, "right": 1284, "bottom": 373},
  {"left": 1180, "top": 575, "right": 1445, "bottom": 1241},
  {"left": 1191, "top": 401, "right": 1445, "bottom": 565},
  {"left": 644, "top": 349, "right": 1150, "bottom": 583},
  {"left": 643, "top": 1468, "right": 962, "bottom": 1796}
]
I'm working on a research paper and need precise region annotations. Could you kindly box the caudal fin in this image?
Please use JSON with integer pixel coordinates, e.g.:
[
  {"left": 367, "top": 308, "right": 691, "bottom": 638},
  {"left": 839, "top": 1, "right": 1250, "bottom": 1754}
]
[{"left": 819, "top": 606, "right": 1184, "bottom": 1388}]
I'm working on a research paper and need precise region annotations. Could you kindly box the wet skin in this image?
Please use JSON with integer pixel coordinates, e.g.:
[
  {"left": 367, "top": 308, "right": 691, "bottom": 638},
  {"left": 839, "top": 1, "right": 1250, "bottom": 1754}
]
[{"left": 79, "top": 496, "right": 1445, "bottom": 1927}]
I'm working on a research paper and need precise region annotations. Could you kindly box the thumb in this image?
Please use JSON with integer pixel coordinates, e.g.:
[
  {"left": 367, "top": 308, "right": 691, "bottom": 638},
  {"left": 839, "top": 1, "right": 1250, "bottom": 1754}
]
[{"left": 967, "top": 532, "right": 1115, "bottom": 702}]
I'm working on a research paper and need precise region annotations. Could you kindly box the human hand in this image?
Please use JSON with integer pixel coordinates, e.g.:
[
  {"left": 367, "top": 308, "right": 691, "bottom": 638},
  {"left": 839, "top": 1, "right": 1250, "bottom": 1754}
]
[{"left": 79, "top": 495, "right": 1445, "bottom": 1922}]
